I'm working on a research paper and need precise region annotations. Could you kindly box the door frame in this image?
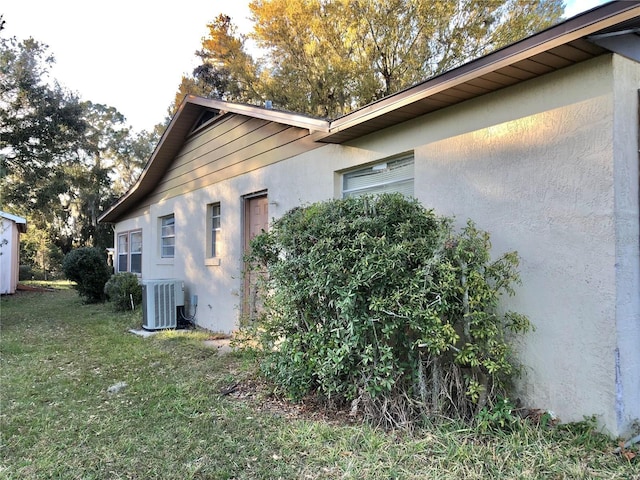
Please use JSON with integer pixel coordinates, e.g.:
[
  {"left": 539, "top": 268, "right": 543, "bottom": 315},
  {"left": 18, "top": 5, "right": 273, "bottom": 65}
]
[{"left": 241, "top": 190, "right": 269, "bottom": 320}]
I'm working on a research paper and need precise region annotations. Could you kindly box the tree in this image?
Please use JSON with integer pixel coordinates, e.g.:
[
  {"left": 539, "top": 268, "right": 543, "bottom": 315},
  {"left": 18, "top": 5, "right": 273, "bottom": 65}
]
[
  {"left": 180, "top": 0, "right": 564, "bottom": 117},
  {"left": 110, "top": 128, "right": 157, "bottom": 196},
  {"left": 0, "top": 37, "right": 88, "bottom": 215},
  {"left": 250, "top": 0, "right": 363, "bottom": 117},
  {"left": 1, "top": 37, "right": 155, "bottom": 271},
  {"left": 170, "top": 14, "right": 261, "bottom": 116}
]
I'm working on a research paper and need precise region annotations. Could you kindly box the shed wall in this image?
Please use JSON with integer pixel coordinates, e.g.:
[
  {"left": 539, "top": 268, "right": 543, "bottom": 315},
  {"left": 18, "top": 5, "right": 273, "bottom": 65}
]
[{"left": 0, "top": 219, "right": 21, "bottom": 295}]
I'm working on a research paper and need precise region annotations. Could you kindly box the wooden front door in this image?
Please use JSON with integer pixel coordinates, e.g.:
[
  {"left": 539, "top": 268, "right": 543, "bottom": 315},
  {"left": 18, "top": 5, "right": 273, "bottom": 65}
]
[{"left": 243, "top": 194, "right": 269, "bottom": 321}]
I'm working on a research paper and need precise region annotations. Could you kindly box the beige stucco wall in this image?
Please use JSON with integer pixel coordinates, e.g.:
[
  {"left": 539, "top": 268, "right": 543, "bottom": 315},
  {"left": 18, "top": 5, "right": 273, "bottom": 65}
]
[
  {"left": 335, "top": 53, "right": 638, "bottom": 435},
  {"left": 115, "top": 53, "right": 639, "bottom": 436},
  {"left": 612, "top": 54, "right": 640, "bottom": 436}
]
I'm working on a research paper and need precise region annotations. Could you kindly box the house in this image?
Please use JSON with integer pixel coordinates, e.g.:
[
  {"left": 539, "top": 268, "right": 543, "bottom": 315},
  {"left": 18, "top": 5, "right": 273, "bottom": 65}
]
[
  {"left": 0, "top": 211, "right": 27, "bottom": 295},
  {"left": 99, "top": 2, "right": 640, "bottom": 437}
]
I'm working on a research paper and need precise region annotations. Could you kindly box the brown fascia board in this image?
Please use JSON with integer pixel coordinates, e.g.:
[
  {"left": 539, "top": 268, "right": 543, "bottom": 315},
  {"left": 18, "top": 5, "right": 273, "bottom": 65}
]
[
  {"left": 323, "top": 1, "right": 640, "bottom": 139},
  {"left": 98, "top": 96, "right": 330, "bottom": 224},
  {"left": 185, "top": 96, "right": 330, "bottom": 133}
]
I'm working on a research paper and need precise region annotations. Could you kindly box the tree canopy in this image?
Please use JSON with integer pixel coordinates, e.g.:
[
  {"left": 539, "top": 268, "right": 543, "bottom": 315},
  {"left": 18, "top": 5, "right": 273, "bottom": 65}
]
[
  {"left": 0, "top": 36, "right": 157, "bottom": 277},
  {"left": 173, "top": 0, "right": 564, "bottom": 118}
]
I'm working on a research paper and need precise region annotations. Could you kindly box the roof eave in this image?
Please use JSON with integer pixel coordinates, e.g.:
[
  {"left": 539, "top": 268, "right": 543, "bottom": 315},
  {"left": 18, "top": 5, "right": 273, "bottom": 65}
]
[
  {"left": 99, "top": 96, "right": 330, "bottom": 224},
  {"left": 321, "top": 1, "right": 640, "bottom": 140}
]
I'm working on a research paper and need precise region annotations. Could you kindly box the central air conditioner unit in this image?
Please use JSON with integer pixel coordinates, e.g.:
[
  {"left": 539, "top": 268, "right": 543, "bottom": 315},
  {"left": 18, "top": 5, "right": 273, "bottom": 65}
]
[{"left": 141, "top": 279, "right": 185, "bottom": 330}]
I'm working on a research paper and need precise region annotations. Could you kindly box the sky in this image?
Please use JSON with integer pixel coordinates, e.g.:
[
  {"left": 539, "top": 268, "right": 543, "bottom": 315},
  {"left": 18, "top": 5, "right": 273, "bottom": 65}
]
[{"left": 1, "top": 0, "right": 608, "bottom": 134}]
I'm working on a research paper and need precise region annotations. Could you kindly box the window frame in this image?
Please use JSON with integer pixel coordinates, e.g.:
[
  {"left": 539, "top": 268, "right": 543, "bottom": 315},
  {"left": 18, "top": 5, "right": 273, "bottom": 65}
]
[
  {"left": 117, "top": 232, "right": 128, "bottom": 273},
  {"left": 205, "top": 202, "right": 222, "bottom": 266},
  {"left": 160, "top": 214, "right": 175, "bottom": 259},
  {"left": 210, "top": 203, "right": 221, "bottom": 257},
  {"left": 342, "top": 154, "right": 414, "bottom": 198},
  {"left": 129, "top": 230, "right": 142, "bottom": 274},
  {"left": 116, "top": 229, "right": 142, "bottom": 275}
]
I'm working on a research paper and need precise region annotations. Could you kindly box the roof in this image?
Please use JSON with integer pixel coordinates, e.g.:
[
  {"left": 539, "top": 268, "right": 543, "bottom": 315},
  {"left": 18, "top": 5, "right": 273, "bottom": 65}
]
[
  {"left": 0, "top": 211, "right": 27, "bottom": 233},
  {"left": 99, "top": 1, "right": 640, "bottom": 224},
  {"left": 99, "top": 99, "right": 329, "bottom": 223}
]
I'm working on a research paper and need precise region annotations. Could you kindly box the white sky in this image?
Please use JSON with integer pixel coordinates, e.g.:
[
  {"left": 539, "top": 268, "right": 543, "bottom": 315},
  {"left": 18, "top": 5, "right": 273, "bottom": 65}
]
[{"left": 1, "top": 0, "right": 607, "bottom": 133}]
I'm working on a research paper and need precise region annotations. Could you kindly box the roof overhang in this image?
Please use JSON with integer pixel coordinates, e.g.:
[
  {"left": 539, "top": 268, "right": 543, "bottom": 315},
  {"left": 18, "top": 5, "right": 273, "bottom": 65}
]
[
  {"left": 0, "top": 211, "right": 27, "bottom": 233},
  {"left": 318, "top": 1, "right": 640, "bottom": 143},
  {"left": 99, "top": 98, "right": 329, "bottom": 223}
]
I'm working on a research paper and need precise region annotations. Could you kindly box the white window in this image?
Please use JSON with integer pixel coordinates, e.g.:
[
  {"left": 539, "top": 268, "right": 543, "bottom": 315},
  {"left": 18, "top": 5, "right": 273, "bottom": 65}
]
[
  {"left": 117, "top": 230, "right": 142, "bottom": 274},
  {"left": 160, "top": 214, "right": 175, "bottom": 258},
  {"left": 343, "top": 155, "right": 414, "bottom": 198},
  {"left": 130, "top": 231, "right": 142, "bottom": 273},
  {"left": 207, "top": 203, "right": 221, "bottom": 258},
  {"left": 117, "top": 233, "right": 128, "bottom": 272}
]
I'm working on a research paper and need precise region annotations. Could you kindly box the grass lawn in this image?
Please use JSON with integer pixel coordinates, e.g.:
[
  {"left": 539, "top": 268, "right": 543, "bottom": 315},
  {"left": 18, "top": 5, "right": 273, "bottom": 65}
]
[{"left": 1, "top": 286, "right": 637, "bottom": 479}]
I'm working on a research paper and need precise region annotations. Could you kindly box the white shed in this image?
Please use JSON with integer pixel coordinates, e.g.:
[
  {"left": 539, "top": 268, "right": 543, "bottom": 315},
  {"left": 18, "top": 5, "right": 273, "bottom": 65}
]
[{"left": 0, "top": 211, "right": 27, "bottom": 295}]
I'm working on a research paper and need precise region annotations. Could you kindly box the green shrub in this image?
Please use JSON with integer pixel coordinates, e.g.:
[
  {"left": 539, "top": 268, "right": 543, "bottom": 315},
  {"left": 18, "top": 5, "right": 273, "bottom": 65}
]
[
  {"left": 104, "top": 272, "right": 142, "bottom": 311},
  {"left": 244, "top": 193, "right": 530, "bottom": 427},
  {"left": 19, "top": 265, "right": 35, "bottom": 281},
  {"left": 62, "top": 247, "right": 111, "bottom": 303}
]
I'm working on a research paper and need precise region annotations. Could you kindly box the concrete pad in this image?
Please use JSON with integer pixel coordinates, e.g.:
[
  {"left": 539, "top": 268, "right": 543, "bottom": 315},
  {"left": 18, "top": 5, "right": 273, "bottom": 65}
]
[{"left": 128, "top": 329, "right": 158, "bottom": 338}]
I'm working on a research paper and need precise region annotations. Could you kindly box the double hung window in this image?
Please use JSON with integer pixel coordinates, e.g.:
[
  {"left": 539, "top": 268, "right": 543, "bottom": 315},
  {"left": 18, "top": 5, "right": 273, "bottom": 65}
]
[
  {"left": 117, "top": 230, "right": 142, "bottom": 274},
  {"left": 160, "top": 215, "right": 175, "bottom": 258}
]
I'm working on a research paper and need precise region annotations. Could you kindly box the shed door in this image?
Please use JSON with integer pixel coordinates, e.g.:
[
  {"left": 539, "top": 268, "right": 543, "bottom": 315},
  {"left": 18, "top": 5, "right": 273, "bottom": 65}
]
[{"left": 243, "top": 194, "right": 269, "bottom": 321}]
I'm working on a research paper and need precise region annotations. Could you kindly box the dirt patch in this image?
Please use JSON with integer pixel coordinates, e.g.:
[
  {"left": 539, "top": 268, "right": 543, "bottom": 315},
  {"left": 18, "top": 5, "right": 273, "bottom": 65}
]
[
  {"left": 220, "top": 378, "right": 362, "bottom": 425},
  {"left": 16, "top": 284, "right": 57, "bottom": 292},
  {"left": 203, "top": 338, "right": 233, "bottom": 354}
]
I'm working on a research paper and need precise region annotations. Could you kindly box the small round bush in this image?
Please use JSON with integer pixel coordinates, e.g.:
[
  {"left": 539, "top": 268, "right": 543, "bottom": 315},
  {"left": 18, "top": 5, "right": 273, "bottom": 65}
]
[
  {"left": 104, "top": 272, "right": 142, "bottom": 311},
  {"left": 62, "top": 247, "right": 111, "bottom": 303}
]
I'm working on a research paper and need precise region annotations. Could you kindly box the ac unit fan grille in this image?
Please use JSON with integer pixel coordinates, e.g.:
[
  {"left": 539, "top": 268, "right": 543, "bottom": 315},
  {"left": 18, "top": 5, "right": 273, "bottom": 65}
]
[{"left": 142, "top": 280, "right": 183, "bottom": 330}]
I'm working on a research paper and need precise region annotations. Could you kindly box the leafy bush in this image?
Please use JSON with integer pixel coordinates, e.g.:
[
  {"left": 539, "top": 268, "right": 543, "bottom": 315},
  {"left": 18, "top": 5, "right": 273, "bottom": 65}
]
[
  {"left": 476, "top": 396, "right": 520, "bottom": 432},
  {"left": 104, "top": 272, "right": 142, "bottom": 311},
  {"left": 244, "top": 194, "right": 530, "bottom": 427},
  {"left": 19, "top": 265, "right": 35, "bottom": 281},
  {"left": 62, "top": 247, "right": 111, "bottom": 303}
]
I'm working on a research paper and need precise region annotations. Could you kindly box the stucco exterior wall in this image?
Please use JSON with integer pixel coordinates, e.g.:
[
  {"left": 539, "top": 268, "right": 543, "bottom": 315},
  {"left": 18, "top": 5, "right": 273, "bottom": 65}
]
[
  {"left": 418, "top": 87, "right": 619, "bottom": 431},
  {"left": 335, "top": 55, "right": 623, "bottom": 432},
  {"left": 114, "top": 145, "right": 342, "bottom": 333},
  {"left": 114, "top": 54, "right": 638, "bottom": 435},
  {"left": 612, "top": 54, "right": 640, "bottom": 435}
]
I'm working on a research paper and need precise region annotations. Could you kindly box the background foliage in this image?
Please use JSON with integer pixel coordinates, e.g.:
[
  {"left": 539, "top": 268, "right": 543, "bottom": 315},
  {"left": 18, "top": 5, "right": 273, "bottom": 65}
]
[
  {"left": 173, "top": 0, "right": 564, "bottom": 117},
  {"left": 245, "top": 194, "right": 531, "bottom": 427},
  {"left": 62, "top": 247, "right": 111, "bottom": 303},
  {"left": 0, "top": 36, "right": 158, "bottom": 276}
]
